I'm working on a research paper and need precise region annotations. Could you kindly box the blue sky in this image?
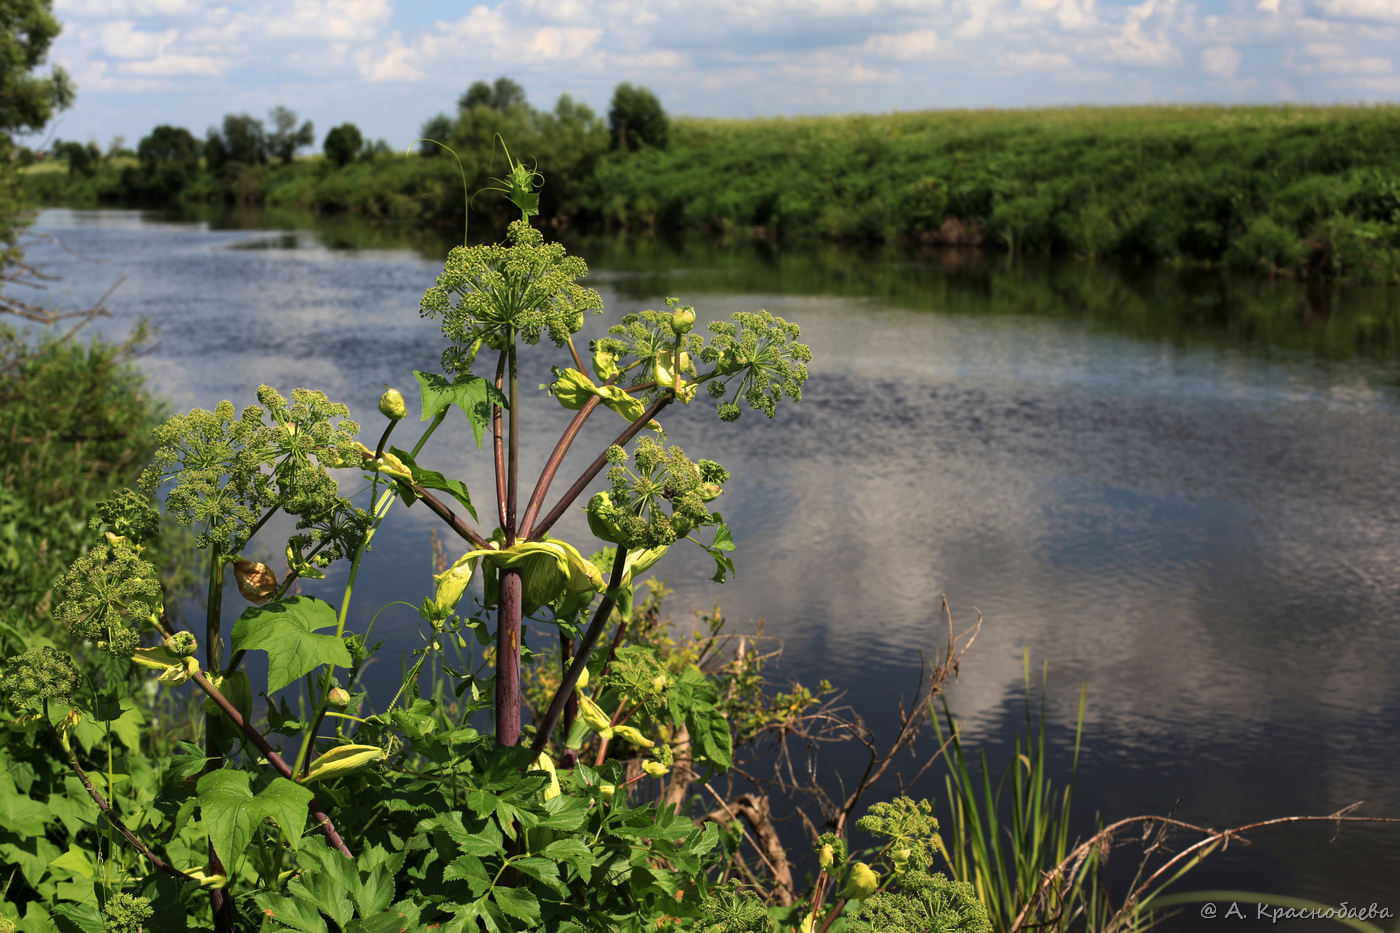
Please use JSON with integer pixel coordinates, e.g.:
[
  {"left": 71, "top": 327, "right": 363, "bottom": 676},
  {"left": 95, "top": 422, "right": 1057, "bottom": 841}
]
[{"left": 35, "top": 0, "right": 1400, "bottom": 152}]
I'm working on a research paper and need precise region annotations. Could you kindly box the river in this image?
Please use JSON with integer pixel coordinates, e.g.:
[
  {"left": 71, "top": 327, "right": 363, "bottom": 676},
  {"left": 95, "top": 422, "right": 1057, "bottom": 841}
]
[{"left": 27, "top": 207, "right": 1400, "bottom": 919}]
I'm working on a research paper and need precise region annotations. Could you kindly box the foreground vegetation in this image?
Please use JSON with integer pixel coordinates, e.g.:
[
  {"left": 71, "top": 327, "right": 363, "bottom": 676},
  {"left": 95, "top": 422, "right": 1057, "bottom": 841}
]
[{"left": 23, "top": 97, "right": 1400, "bottom": 282}]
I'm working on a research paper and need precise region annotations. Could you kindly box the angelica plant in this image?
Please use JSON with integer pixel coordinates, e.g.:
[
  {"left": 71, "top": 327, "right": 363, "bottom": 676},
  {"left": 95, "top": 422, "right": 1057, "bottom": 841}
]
[{"left": 13, "top": 153, "right": 817, "bottom": 932}]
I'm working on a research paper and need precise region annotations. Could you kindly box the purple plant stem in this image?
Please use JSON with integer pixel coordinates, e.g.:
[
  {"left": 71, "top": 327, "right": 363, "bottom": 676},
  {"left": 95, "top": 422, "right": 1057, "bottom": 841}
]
[
  {"left": 529, "top": 393, "right": 674, "bottom": 540},
  {"left": 530, "top": 546, "right": 629, "bottom": 756}
]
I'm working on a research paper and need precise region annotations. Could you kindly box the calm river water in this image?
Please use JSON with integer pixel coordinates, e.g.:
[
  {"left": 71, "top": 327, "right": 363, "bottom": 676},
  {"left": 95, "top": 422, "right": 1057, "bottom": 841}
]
[{"left": 28, "top": 208, "right": 1400, "bottom": 918}]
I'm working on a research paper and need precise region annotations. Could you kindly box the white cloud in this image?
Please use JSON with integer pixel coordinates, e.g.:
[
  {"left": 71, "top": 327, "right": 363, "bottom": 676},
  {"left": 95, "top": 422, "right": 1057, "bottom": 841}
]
[
  {"left": 55, "top": 0, "right": 208, "bottom": 15},
  {"left": 117, "top": 53, "right": 227, "bottom": 76},
  {"left": 999, "top": 48, "right": 1077, "bottom": 71},
  {"left": 1094, "top": 0, "right": 1181, "bottom": 66},
  {"left": 525, "top": 25, "right": 603, "bottom": 60},
  {"left": 1201, "top": 44, "right": 1242, "bottom": 78},
  {"left": 267, "top": 0, "right": 392, "bottom": 41},
  {"left": 863, "top": 28, "right": 939, "bottom": 60},
  {"left": 354, "top": 34, "right": 425, "bottom": 82},
  {"left": 97, "top": 21, "right": 177, "bottom": 59}
]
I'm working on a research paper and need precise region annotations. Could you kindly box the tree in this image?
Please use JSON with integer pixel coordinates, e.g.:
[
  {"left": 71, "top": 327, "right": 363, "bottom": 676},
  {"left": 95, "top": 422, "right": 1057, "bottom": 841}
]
[
  {"left": 322, "top": 122, "right": 363, "bottom": 168},
  {"left": 458, "top": 76, "right": 527, "bottom": 112},
  {"left": 209, "top": 113, "right": 267, "bottom": 167},
  {"left": 267, "top": 105, "right": 314, "bottom": 164},
  {"left": 1, "top": 0, "right": 74, "bottom": 295},
  {"left": 52, "top": 139, "right": 97, "bottom": 177},
  {"left": 203, "top": 128, "right": 228, "bottom": 172},
  {"left": 608, "top": 83, "right": 668, "bottom": 152},
  {"left": 134, "top": 124, "right": 199, "bottom": 199},
  {"left": 0, "top": 0, "right": 74, "bottom": 138},
  {"left": 138, "top": 125, "right": 199, "bottom": 174},
  {"left": 418, "top": 113, "right": 452, "bottom": 157}
]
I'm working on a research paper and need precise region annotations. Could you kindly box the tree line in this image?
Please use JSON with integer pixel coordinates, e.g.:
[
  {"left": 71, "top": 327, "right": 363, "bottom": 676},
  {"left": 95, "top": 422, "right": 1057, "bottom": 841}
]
[{"left": 33, "top": 77, "right": 669, "bottom": 214}]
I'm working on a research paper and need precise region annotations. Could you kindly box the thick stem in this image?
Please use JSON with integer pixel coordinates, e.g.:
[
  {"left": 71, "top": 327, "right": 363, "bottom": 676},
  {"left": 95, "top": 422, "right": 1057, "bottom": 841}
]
[
  {"left": 531, "top": 547, "right": 629, "bottom": 756},
  {"left": 493, "top": 349, "right": 508, "bottom": 530},
  {"left": 530, "top": 393, "right": 675, "bottom": 540},
  {"left": 506, "top": 340, "right": 519, "bottom": 541},
  {"left": 519, "top": 393, "right": 605, "bottom": 540},
  {"left": 495, "top": 568, "right": 523, "bottom": 746}
]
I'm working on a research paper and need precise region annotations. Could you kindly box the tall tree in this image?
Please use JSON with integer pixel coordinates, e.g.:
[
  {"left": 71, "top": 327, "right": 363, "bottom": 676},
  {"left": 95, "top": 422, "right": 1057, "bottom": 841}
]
[
  {"left": 210, "top": 113, "right": 267, "bottom": 166},
  {"left": 267, "top": 105, "right": 314, "bottom": 164},
  {"left": 322, "top": 122, "right": 362, "bottom": 168},
  {"left": 0, "top": 0, "right": 73, "bottom": 137},
  {"left": 418, "top": 113, "right": 452, "bottom": 157},
  {"left": 135, "top": 124, "right": 200, "bottom": 199},
  {"left": 458, "top": 76, "right": 528, "bottom": 112},
  {"left": 607, "top": 83, "right": 668, "bottom": 152},
  {"left": 1, "top": 0, "right": 75, "bottom": 306}
]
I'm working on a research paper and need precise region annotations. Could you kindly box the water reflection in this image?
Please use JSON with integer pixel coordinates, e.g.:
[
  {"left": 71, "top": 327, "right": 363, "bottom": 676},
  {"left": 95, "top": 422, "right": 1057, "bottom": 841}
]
[{"left": 27, "top": 207, "right": 1400, "bottom": 913}]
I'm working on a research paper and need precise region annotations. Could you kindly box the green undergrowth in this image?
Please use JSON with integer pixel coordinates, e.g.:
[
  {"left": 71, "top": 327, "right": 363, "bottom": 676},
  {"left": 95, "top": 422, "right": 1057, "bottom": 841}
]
[{"left": 23, "top": 104, "right": 1400, "bottom": 282}]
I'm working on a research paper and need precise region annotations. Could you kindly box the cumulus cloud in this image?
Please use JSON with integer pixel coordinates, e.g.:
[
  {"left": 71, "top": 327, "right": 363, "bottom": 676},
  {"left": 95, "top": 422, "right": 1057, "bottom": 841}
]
[
  {"left": 36, "top": 0, "right": 1400, "bottom": 154},
  {"left": 267, "top": 0, "right": 392, "bottom": 41},
  {"left": 1201, "top": 44, "right": 1242, "bottom": 78},
  {"left": 862, "top": 28, "right": 939, "bottom": 60},
  {"left": 97, "top": 21, "right": 177, "bottom": 59}
]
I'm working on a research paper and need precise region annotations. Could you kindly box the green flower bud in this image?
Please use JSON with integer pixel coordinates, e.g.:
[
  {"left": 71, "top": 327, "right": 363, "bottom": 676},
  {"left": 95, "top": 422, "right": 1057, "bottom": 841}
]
[
  {"left": 586, "top": 491, "right": 628, "bottom": 543},
  {"left": 165, "top": 631, "right": 198, "bottom": 658},
  {"left": 378, "top": 388, "right": 407, "bottom": 421},
  {"left": 643, "top": 760, "right": 669, "bottom": 777},
  {"left": 302, "top": 744, "right": 384, "bottom": 783},
  {"left": 327, "top": 687, "right": 350, "bottom": 708},
  {"left": 671, "top": 305, "right": 696, "bottom": 335},
  {"left": 842, "top": 862, "right": 880, "bottom": 900}
]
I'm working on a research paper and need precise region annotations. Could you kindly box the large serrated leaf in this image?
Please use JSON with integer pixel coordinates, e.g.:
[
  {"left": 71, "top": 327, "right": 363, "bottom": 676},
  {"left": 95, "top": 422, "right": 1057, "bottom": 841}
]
[
  {"left": 252, "top": 892, "right": 329, "bottom": 933},
  {"left": 252, "top": 777, "right": 313, "bottom": 852},
  {"left": 196, "top": 769, "right": 256, "bottom": 873},
  {"left": 231, "top": 596, "right": 351, "bottom": 695},
  {"left": 491, "top": 885, "right": 540, "bottom": 924},
  {"left": 414, "top": 370, "right": 506, "bottom": 448}
]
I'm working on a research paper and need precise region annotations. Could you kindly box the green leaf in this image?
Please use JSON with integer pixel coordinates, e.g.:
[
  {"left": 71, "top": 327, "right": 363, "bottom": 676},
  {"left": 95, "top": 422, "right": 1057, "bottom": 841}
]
[
  {"left": 390, "top": 446, "right": 476, "bottom": 521},
  {"left": 491, "top": 886, "right": 540, "bottom": 924},
  {"left": 542, "top": 837, "right": 594, "bottom": 874},
  {"left": 252, "top": 892, "right": 330, "bottom": 933},
  {"left": 347, "top": 901, "right": 422, "bottom": 933},
  {"left": 444, "top": 854, "right": 492, "bottom": 898},
  {"left": 51, "top": 901, "right": 106, "bottom": 933},
  {"left": 414, "top": 370, "right": 506, "bottom": 448},
  {"left": 231, "top": 596, "right": 351, "bottom": 695},
  {"left": 251, "top": 777, "right": 313, "bottom": 852},
  {"left": 702, "top": 523, "right": 737, "bottom": 583},
  {"left": 196, "top": 769, "right": 256, "bottom": 873},
  {"left": 355, "top": 864, "right": 396, "bottom": 918},
  {"left": 0, "top": 771, "right": 52, "bottom": 838},
  {"left": 48, "top": 845, "right": 94, "bottom": 880},
  {"left": 513, "top": 856, "right": 562, "bottom": 891}
]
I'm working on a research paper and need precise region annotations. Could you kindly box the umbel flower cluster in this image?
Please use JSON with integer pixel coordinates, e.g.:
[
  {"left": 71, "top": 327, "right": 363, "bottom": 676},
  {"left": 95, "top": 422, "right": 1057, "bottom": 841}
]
[{"left": 420, "top": 219, "right": 604, "bottom": 372}]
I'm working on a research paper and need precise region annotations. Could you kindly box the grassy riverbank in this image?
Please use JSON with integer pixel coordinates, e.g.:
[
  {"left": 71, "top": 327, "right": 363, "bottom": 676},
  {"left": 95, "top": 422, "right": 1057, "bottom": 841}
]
[{"left": 23, "top": 103, "right": 1400, "bottom": 281}]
